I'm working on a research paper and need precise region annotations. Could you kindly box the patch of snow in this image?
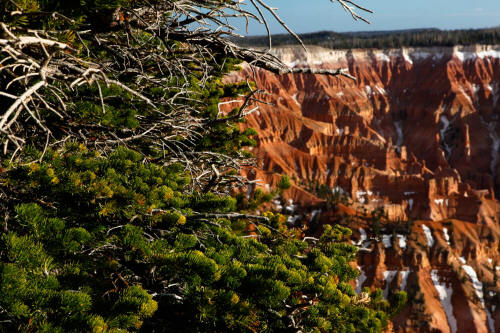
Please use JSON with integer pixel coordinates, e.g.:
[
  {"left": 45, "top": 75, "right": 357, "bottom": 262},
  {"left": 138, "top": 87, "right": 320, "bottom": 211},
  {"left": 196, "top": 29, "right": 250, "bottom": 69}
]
[
  {"left": 459, "top": 261, "right": 494, "bottom": 332},
  {"left": 336, "top": 92, "right": 344, "bottom": 98},
  {"left": 422, "top": 224, "right": 435, "bottom": 247},
  {"left": 336, "top": 128, "right": 344, "bottom": 135},
  {"left": 313, "top": 60, "right": 323, "bottom": 66},
  {"left": 433, "top": 52, "right": 445, "bottom": 61},
  {"left": 488, "top": 122, "right": 500, "bottom": 177},
  {"left": 382, "top": 235, "right": 392, "bottom": 248},
  {"left": 431, "top": 270, "right": 457, "bottom": 333},
  {"left": 403, "top": 51, "right": 413, "bottom": 65},
  {"left": 394, "top": 121, "right": 404, "bottom": 151},
  {"left": 356, "top": 191, "right": 370, "bottom": 204},
  {"left": 496, "top": 266, "right": 500, "bottom": 271},
  {"left": 356, "top": 228, "right": 367, "bottom": 246},
  {"left": 397, "top": 235, "right": 407, "bottom": 249},
  {"left": 404, "top": 191, "right": 416, "bottom": 196},
  {"left": 408, "top": 199, "right": 414, "bottom": 210},
  {"left": 462, "top": 264, "right": 484, "bottom": 304},
  {"left": 383, "top": 270, "right": 398, "bottom": 298},
  {"left": 285, "top": 202, "right": 295, "bottom": 213},
  {"left": 332, "top": 186, "right": 345, "bottom": 195},
  {"left": 375, "top": 85, "right": 387, "bottom": 95},
  {"left": 309, "top": 209, "right": 321, "bottom": 222},
  {"left": 356, "top": 266, "right": 367, "bottom": 294},
  {"left": 472, "top": 84, "right": 480, "bottom": 103},
  {"left": 400, "top": 270, "right": 410, "bottom": 290},
  {"left": 434, "top": 198, "right": 445, "bottom": 206},
  {"left": 287, "top": 215, "right": 300, "bottom": 224},
  {"left": 488, "top": 258, "right": 493, "bottom": 265},
  {"left": 273, "top": 200, "right": 283, "bottom": 211},
  {"left": 365, "top": 85, "right": 373, "bottom": 96},
  {"left": 357, "top": 237, "right": 372, "bottom": 252},
  {"left": 410, "top": 51, "right": 432, "bottom": 61},
  {"left": 476, "top": 50, "right": 500, "bottom": 59},
  {"left": 376, "top": 53, "right": 391, "bottom": 62},
  {"left": 443, "top": 228, "right": 451, "bottom": 245},
  {"left": 291, "top": 93, "right": 300, "bottom": 107},
  {"left": 454, "top": 51, "right": 465, "bottom": 62},
  {"left": 439, "top": 115, "right": 453, "bottom": 156}
]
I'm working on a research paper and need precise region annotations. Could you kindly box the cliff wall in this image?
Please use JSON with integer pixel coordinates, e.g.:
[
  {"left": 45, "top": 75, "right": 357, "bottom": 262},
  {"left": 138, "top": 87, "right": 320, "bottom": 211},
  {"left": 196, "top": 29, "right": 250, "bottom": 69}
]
[{"left": 226, "top": 44, "right": 500, "bottom": 332}]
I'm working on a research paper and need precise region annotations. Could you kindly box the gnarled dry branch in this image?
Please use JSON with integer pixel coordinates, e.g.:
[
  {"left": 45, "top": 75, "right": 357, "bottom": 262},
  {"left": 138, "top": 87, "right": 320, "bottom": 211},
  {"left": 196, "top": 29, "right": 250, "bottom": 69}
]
[{"left": 0, "top": 0, "right": 370, "bottom": 193}]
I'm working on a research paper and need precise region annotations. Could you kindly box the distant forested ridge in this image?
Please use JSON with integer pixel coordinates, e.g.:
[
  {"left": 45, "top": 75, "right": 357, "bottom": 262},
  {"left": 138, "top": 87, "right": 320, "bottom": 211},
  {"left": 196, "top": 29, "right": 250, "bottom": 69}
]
[{"left": 234, "top": 27, "right": 500, "bottom": 49}]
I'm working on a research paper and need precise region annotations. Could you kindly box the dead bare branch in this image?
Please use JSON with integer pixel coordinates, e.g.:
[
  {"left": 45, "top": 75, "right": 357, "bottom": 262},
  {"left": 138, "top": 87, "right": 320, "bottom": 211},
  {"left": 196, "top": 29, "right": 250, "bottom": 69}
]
[{"left": 0, "top": 0, "right": 370, "bottom": 194}]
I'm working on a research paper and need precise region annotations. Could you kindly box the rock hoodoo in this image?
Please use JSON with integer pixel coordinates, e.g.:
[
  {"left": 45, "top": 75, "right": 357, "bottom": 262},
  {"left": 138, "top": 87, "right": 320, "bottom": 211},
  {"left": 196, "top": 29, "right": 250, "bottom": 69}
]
[{"left": 226, "top": 44, "right": 500, "bottom": 332}]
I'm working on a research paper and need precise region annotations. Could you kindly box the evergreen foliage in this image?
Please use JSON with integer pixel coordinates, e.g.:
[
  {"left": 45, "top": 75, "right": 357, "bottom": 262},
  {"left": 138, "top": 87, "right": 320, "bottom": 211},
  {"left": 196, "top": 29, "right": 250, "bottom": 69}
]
[
  {"left": 278, "top": 174, "right": 292, "bottom": 191},
  {"left": 0, "top": 0, "right": 404, "bottom": 331},
  {"left": 1, "top": 145, "right": 401, "bottom": 332}
]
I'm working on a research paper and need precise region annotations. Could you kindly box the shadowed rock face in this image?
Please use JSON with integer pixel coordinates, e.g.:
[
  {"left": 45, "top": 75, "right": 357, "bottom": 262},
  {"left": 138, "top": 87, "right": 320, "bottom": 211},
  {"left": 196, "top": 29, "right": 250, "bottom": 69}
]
[{"left": 225, "top": 45, "right": 500, "bottom": 332}]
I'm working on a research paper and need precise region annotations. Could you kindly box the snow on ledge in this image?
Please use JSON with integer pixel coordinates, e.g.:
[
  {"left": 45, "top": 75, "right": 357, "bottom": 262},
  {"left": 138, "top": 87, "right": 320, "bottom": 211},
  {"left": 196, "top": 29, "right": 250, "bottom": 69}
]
[
  {"left": 443, "top": 228, "right": 451, "bottom": 245},
  {"left": 400, "top": 270, "right": 410, "bottom": 291},
  {"left": 407, "top": 199, "right": 414, "bottom": 211},
  {"left": 422, "top": 224, "right": 435, "bottom": 247},
  {"left": 431, "top": 270, "right": 457, "bottom": 333},
  {"left": 375, "top": 53, "right": 391, "bottom": 62},
  {"left": 309, "top": 209, "right": 321, "bottom": 222},
  {"left": 356, "top": 190, "right": 372, "bottom": 204},
  {"left": 459, "top": 258, "right": 495, "bottom": 332},
  {"left": 383, "top": 270, "right": 398, "bottom": 298},
  {"left": 397, "top": 235, "right": 407, "bottom": 249},
  {"left": 462, "top": 264, "right": 484, "bottom": 305},
  {"left": 356, "top": 266, "right": 367, "bottom": 294},
  {"left": 356, "top": 228, "right": 367, "bottom": 246},
  {"left": 382, "top": 235, "right": 392, "bottom": 248}
]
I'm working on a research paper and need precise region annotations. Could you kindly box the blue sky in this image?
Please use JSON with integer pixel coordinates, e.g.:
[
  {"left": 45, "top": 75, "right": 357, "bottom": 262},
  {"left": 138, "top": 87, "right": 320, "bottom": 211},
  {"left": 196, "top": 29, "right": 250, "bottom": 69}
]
[{"left": 231, "top": 0, "right": 500, "bottom": 35}]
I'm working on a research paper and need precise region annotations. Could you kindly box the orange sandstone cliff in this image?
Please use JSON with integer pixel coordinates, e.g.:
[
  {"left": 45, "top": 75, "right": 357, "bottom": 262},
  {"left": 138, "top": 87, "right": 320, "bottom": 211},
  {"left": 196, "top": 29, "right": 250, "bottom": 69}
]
[{"left": 225, "top": 44, "right": 500, "bottom": 332}]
